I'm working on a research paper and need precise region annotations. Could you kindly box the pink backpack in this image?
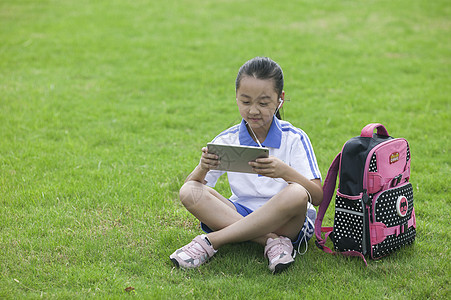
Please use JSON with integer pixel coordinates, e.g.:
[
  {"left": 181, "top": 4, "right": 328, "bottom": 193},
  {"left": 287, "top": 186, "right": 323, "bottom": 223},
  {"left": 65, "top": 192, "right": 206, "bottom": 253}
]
[{"left": 315, "top": 123, "right": 416, "bottom": 265}]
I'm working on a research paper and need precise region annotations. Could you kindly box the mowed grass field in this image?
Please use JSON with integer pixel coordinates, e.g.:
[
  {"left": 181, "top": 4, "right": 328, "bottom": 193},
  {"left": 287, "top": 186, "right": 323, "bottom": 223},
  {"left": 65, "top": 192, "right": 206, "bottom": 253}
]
[{"left": 0, "top": 0, "right": 449, "bottom": 298}]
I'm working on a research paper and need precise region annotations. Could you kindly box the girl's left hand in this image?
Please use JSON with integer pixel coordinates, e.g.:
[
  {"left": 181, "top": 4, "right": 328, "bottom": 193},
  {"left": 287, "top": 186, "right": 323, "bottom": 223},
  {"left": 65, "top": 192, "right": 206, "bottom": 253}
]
[{"left": 248, "top": 156, "right": 288, "bottom": 178}]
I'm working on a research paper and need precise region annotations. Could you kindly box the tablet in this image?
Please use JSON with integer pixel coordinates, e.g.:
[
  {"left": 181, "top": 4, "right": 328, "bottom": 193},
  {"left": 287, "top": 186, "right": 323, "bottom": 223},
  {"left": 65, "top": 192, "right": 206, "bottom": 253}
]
[{"left": 207, "top": 143, "right": 269, "bottom": 173}]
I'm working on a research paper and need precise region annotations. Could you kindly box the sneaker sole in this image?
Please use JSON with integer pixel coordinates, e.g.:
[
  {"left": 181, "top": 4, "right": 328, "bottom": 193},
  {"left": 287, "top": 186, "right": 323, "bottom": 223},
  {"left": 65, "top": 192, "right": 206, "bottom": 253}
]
[
  {"left": 273, "top": 260, "right": 294, "bottom": 274},
  {"left": 170, "top": 256, "right": 213, "bottom": 270},
  {"left": 170, "top": 256, "right": 199, "bottom": 270},
  {"left": 170, "top": 257, "right": 180, "bottom": 268}
]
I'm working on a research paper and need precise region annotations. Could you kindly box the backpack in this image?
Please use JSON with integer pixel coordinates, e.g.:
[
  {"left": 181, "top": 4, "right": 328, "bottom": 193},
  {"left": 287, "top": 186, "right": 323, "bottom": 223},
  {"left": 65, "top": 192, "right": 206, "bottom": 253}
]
[{"left": 314, "top": 123, "right": 416, "bottom": 265}]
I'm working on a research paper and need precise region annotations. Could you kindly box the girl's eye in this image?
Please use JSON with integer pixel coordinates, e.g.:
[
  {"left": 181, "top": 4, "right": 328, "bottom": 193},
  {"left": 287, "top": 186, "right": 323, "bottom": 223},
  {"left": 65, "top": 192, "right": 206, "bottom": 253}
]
[
  {"left": 242, "top": 101, "right": 250, "bottom": 105},
  {"left": 260, "top": 102, "right": 269, "bottom": 107}
]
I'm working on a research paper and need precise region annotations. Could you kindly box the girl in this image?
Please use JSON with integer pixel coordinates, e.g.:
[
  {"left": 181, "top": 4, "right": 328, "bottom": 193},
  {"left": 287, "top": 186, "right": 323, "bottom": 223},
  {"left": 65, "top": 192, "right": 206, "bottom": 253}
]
[{"left": 170, "top": 57, "right": 322, "bottom": 274}]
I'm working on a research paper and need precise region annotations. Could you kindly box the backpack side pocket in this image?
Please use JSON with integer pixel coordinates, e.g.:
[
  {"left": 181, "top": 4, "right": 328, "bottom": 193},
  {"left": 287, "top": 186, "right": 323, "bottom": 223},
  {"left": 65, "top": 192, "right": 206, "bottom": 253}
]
[{"left": 332, "top": 191, "right": 366, "bottom": 253}]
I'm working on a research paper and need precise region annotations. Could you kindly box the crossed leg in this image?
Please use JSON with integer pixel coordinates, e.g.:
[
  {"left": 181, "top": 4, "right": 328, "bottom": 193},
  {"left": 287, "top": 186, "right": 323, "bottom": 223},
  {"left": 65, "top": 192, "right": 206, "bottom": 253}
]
[{"left": 179, "top": 180, "right": 308, "bottom": 250}]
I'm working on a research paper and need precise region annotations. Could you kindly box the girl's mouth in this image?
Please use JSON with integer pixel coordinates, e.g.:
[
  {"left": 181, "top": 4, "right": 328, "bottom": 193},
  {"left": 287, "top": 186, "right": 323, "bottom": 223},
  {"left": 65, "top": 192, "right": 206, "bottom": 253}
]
[{"left": 248, "top": 118, "right": 261, "bottom": 122}]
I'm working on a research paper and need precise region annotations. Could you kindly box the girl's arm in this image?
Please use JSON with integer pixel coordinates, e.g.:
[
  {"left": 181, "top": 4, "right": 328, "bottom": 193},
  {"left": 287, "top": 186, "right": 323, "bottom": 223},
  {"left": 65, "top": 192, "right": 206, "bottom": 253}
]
[
  {"left": 185, "top": 147, "right": 219, "bottom": 184},
  {"left": 185, "top": 163, "right": 209, "bottom": 184},
  {"left": 249, "top": 157, "right": 323, "bottom": 206},
  {"left": 279, "top": 165, "right": 323, "bottom": 206}
]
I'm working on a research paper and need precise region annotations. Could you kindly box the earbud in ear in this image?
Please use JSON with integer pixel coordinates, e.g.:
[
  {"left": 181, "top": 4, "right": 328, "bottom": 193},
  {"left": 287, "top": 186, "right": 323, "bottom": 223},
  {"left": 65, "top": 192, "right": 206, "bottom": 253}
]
[{"left": 277, "top": 98, "right": 284, "bottom": 109}]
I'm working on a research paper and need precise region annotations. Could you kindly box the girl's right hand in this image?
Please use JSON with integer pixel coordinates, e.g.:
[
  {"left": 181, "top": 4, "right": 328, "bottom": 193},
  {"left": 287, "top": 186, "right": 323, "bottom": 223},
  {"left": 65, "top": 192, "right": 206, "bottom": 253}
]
[{"left": 200, "top": 147, "right": 219, "bottom": 171}]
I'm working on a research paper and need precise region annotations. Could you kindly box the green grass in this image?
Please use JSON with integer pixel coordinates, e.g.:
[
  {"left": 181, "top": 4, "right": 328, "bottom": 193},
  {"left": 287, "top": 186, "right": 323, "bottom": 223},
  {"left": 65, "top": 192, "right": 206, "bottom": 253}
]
[{"left": 1, "top": 0, "right": 449, "bottom": 298}]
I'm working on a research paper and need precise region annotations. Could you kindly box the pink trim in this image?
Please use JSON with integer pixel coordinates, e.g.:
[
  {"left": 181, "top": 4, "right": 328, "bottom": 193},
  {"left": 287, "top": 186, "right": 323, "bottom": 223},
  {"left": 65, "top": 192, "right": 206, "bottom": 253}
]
[{"left": 337, "top": 191, "right": 363, "bottom": 200}]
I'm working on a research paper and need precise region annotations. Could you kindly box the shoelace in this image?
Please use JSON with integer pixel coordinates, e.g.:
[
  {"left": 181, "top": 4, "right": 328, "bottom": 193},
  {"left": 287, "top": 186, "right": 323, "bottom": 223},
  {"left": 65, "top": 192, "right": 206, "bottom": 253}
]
[
  {"left": 183, "top": 241, "right": 207, "bottom": 258},
  {"left": 297, "top": 235, "right": 308, "bottom": 256},
  {"left": 266, "top": 240, "right": 288, "bottom": 261},
  {"left": 296, "top": 213, "right": 315, "bottom": 256}
]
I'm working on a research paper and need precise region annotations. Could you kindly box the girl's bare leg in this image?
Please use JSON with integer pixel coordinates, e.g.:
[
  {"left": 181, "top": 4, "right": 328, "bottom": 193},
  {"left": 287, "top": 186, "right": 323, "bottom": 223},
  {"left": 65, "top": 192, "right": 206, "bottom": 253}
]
[
  {"left": 179, "top": 181, "right": 245, "bottom": 232},
  {"left": 179, "top": 181, "right": 308, "bottom": 249}
]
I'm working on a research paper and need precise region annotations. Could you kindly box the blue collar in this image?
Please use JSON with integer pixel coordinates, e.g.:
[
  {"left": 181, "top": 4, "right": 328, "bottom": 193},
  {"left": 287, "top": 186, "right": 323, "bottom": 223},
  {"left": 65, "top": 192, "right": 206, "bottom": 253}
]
[{"left": 239, "top": 116, "right": 282, "bottom": 148}]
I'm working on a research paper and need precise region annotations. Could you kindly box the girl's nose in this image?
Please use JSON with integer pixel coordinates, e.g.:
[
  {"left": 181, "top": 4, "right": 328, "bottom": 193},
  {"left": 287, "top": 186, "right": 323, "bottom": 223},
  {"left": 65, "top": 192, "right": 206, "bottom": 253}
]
[{"left": 249, "top": 104, "right": 260, "bottom": 114}]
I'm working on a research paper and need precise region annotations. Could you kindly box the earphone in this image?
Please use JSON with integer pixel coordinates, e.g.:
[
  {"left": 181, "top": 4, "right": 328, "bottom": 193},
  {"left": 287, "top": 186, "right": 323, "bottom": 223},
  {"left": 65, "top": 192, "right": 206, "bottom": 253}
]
[
  {"left": 274, "top": 98, "right": 284, "bottom": 117},
  {"left": 277, "top": 98, "right": 284, "bottom": 110}
]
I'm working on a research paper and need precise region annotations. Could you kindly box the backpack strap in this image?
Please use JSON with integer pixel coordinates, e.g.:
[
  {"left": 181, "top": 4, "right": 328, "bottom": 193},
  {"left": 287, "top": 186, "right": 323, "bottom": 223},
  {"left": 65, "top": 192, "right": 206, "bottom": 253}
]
[
  {"left": 314, "top": 152, "right": 341, "bottom": 249},
  {"left": 314, "top": 152, "right": 369, "bottom": 266}
]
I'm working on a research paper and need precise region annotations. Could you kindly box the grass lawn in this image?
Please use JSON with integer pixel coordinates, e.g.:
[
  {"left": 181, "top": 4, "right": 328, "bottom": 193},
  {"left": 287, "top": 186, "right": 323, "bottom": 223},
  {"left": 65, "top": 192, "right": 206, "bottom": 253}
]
[{"left": 0, "top": 0, "right": 449, "bottom": 298}]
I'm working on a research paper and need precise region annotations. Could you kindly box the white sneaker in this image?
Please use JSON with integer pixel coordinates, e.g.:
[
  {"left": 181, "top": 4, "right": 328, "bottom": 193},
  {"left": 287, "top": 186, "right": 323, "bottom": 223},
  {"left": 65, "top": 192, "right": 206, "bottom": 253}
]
[
  {"left": 170, "top": 234, "right": 217, "bottom": 269},
  {"left": 264, "top": 236, "right": 295, "bottom": 274}
]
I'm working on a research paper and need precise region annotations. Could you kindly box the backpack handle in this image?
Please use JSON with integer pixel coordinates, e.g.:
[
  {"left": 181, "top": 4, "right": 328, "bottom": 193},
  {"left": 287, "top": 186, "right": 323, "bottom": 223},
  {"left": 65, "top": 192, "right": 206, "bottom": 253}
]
[{"left": 360, "top": 123, "right": 389, "bottom": 138}]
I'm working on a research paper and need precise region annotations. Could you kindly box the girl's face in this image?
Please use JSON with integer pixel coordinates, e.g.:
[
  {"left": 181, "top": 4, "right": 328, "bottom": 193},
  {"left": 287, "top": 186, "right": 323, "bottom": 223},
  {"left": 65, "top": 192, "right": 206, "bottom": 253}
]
[{"left": 236, "top": 76, "right": 282, "bottom": 135}]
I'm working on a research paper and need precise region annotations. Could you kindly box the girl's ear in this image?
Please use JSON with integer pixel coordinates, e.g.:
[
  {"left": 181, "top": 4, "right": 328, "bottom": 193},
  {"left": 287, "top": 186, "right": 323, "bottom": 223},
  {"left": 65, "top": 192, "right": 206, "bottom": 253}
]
[{"left": 278, "top": 91, "right": 285, "bottom": 109}]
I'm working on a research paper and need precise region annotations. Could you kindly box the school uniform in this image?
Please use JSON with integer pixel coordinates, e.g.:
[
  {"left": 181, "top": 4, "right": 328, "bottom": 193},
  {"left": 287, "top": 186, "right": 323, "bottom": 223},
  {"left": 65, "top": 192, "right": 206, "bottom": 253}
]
[{"left": 203, "top": 116, "right": 321, "bottom": 249}]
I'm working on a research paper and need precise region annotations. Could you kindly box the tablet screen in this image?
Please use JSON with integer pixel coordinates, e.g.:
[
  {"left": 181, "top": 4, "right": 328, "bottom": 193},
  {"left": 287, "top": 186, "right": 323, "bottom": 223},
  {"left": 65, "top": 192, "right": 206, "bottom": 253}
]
[{"left": 207, "top": 143, "right": 269, "bottom": 173}]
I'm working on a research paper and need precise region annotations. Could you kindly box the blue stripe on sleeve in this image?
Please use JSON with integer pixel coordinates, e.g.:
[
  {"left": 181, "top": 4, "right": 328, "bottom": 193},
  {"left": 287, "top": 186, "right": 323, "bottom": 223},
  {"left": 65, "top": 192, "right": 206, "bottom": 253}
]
[
  {"left": 211, "top": 125, "right": 240, "bottom": 143},
  {"left": 282, "top": 125, "right": 320, "bottom": 179}
]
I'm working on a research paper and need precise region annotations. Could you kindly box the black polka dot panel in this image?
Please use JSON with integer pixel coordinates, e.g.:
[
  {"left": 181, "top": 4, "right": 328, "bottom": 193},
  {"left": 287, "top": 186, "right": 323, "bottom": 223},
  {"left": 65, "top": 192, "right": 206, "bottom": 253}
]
[
  {"left": 369, "top": 153, "right": 378, "bottom": 172},
  {"left": 333, "top": 194, "right": 364, "bottom": 252},
  {"left": 371, "top": 183, "right": 416, "bottom": 259}
]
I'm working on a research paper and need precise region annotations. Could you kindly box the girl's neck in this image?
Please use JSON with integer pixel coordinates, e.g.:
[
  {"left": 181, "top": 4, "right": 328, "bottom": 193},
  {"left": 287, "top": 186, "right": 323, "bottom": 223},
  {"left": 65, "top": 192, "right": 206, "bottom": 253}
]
[{"left": 246, "top": 124, "right": 268, "bottom": 146}]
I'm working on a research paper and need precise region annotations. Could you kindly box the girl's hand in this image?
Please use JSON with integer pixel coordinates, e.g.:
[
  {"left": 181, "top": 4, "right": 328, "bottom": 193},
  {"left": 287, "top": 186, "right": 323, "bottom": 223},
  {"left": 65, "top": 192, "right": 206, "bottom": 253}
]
[
  {"left": 249, "top": 156, "right": 288, "bottom": 178},
  {"left": 200, "top": 147, "right": 219, "bottom": 171}
]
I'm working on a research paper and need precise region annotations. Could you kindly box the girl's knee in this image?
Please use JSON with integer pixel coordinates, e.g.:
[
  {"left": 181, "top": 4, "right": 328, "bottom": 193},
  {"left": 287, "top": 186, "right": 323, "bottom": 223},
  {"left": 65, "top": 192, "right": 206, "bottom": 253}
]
[
  {"left": 179, "top": 181, "right": 205, "bottom": 208},
  {"left": 284, "top": 183, "right": 309, "bottom": 210}
]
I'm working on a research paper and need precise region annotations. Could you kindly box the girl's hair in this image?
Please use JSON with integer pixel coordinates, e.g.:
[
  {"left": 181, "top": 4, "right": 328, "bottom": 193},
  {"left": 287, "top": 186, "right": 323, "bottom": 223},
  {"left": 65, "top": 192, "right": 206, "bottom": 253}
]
[{"left": 235, "top": 57, "right": 284, "bottom": 119}]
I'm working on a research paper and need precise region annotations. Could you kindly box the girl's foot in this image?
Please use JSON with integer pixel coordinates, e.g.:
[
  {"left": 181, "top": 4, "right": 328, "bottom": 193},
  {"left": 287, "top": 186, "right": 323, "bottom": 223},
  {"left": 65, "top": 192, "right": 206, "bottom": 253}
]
[
  {"left": 170, "top": 234, "right": 217, "bottom": 269},
  {"left": 264, "top": 236, "right": 295, "bottom": 274}
]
